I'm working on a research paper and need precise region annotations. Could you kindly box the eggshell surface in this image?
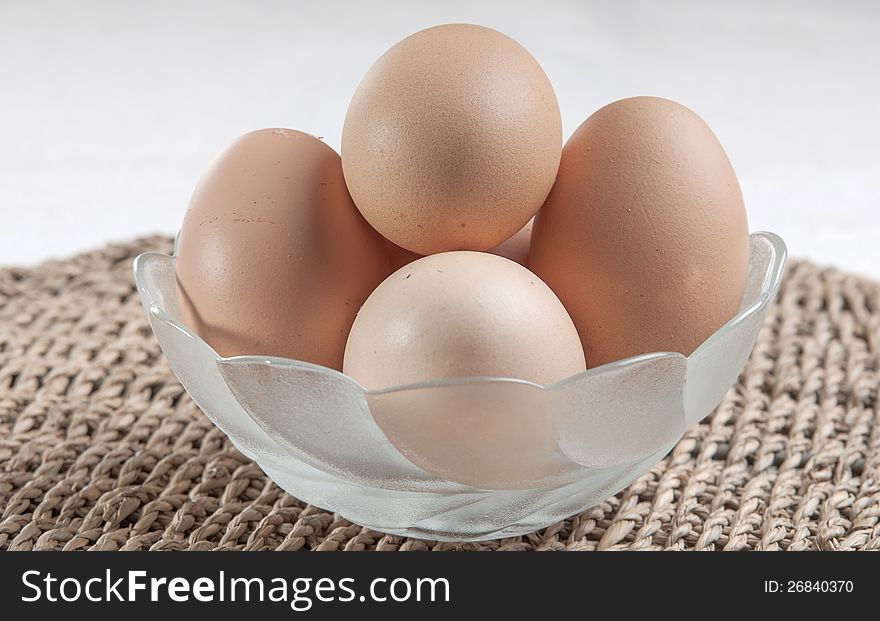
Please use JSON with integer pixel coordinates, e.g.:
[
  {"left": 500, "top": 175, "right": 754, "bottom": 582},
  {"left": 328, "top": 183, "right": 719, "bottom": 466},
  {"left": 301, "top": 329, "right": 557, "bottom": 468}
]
[
  {"left": 530, "top": 97, "right": 749, "bottom": 367},
  {"left": 341, "top": 24, "right": 562, "bottom": 255},
  {"left": 384, "top": 238, "right": 421, "bottom": 272},
  {"left": 175, "top": 128, "right": 391, "bottom": 370},
  {"left": 385, "top": 218, "right": 534, "bottom": 271},
  {"left": 343, "top": 252, "right": 586, "bottom": 390}
]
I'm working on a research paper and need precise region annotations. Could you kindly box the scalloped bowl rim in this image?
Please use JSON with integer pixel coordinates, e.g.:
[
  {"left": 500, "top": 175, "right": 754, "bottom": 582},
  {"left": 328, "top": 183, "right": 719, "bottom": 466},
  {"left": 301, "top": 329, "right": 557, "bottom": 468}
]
[{"left": 134, "top": 230, "right": 787, "bottom": 394}]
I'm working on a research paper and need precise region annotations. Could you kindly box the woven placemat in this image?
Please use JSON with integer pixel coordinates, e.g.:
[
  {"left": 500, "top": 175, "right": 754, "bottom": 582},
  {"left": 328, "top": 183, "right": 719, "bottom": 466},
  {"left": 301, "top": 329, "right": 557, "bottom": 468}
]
[{"left": 1, "top": 237, "right": 878, "bottom": 551}]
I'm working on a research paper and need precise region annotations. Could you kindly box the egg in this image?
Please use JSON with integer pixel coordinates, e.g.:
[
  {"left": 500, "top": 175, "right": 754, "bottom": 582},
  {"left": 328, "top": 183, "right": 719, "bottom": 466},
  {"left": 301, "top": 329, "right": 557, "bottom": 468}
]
[
  {"left": 341, "top": 24, "right": 562, "bottom": 255},
  {"left": 530, "top": 97, "right": 749, "bottom": 367},
  {"left": 385, "top": 218, "right": 534, "bottom": 271},
  {"left": 175, "top": 128, "right": 390, "bottom": 370},
  {"left": 343, "top": 252, "right": 586, "bottom": 390}
]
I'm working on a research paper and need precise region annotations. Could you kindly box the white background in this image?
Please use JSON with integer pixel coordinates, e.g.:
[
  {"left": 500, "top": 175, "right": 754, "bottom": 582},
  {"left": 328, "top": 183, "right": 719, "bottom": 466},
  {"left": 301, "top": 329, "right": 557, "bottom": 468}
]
[{"left": 1, "top": 0, "right": 878, "bottom": 278}]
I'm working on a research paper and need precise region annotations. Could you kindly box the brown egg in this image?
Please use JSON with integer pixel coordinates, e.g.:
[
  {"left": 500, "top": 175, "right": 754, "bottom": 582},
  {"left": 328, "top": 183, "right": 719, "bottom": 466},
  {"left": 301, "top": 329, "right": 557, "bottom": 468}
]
[
  {"left": 175, "top": 128, "right": 391, "bottom": 370},
  {"left": 343, "top": 252, "right": 586, "bottom": 390},
  {"left": 530, "top": 97, "right": 749, "bottom": 367},
  {"left": 384, "top": 218, "right": 534, "bottom": 271},
  {"left": 341, "top": 24, "right": 562, "bottom": 255}
]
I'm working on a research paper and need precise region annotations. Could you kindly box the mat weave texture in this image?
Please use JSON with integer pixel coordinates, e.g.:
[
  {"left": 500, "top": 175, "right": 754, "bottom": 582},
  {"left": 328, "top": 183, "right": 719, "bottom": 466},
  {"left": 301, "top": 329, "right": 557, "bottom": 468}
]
[{"left": 1, "top": 237, "right": 878, "bottom": 551}]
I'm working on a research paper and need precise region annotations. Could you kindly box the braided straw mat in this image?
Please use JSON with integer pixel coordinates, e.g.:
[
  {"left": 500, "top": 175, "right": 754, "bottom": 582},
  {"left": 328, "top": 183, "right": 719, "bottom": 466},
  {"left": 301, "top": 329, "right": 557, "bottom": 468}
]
[{"left": 1, "top": 236, "right": 878, "bottom": 551}]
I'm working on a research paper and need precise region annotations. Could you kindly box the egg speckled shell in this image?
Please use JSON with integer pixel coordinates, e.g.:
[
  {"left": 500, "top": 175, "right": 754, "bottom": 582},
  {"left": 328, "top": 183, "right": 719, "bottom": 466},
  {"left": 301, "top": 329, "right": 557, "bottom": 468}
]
[
  {"left": 342, "top": 24, "right": 562, "bottom": 255},
  {"left": 175, "top": 128, "right": 391, "bottom": 370},
  {"left": 343, "top": 251, "right": 586, "bottom": 390},
  {"left": 530, "top": 97, "right": 749, "bottom": 367}
]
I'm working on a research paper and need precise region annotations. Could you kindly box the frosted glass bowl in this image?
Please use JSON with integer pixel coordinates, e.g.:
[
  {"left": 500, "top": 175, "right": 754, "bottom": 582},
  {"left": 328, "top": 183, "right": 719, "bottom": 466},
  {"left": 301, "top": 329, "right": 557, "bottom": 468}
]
[{"left": 133, "top": 232, "right": 786, "bottom": 541}]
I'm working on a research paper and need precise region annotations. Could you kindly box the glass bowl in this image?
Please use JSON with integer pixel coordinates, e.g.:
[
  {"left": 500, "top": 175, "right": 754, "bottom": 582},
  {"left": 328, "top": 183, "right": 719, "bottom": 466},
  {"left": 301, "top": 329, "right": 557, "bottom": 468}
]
[{"left": 133, "top": 232, "right": 786, "bottom": 541}]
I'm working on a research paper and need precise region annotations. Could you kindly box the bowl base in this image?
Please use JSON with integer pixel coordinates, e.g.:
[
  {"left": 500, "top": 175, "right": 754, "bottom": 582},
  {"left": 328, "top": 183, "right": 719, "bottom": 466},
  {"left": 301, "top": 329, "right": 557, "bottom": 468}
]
[{"left": 263, "top": 446, "right": 672, "bottom": 542}]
